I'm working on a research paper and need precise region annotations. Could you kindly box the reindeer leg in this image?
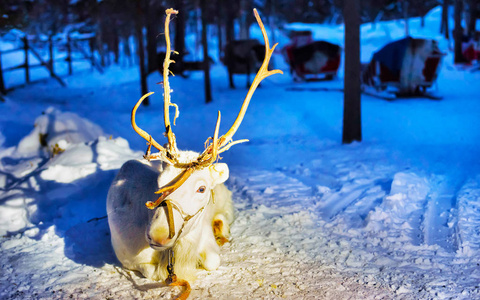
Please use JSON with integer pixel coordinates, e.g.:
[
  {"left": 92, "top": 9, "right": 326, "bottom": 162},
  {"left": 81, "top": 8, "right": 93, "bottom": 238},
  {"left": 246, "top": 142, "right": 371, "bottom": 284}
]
[
  {"left": 212, "top": 214, "right": 230, "bottom": 246},
  {"left": 130, "top": 247, "right": 166, "bottom": 281},
  {"left": 199, "top": 225, "right": 221, "bottom": 271},
  {"left": 229, "top": 67, "right": 235, "bottom": 89}
]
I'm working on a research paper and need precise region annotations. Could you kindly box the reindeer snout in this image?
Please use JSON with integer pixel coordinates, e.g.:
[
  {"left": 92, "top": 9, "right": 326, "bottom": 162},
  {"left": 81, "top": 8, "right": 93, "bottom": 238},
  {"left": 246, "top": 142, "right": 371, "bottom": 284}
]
[
  {"left": 147, "top": 203, "right": 179, "bottom": 249},
  {"left": 147, "top": 226, "right": 173, "bottom": 248}
]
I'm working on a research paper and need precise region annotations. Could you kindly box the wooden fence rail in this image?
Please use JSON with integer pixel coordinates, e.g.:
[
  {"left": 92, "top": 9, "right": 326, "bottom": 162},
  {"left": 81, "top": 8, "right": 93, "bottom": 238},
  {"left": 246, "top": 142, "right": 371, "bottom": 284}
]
[{"left": 0, "top": 33, "right": 102, "bottom": 95}]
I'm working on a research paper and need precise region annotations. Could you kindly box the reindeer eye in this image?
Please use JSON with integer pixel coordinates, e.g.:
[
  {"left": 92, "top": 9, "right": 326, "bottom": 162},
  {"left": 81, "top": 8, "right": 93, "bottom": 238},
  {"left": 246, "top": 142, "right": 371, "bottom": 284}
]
[{"left": 196, "top": 186, "right": 206, "bottom": 193}]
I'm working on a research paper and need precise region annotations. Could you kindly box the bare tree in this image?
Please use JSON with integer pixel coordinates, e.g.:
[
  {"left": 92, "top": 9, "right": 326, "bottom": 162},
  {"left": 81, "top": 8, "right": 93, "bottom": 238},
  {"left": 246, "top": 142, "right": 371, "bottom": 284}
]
[
  {"left": 175, "top": 0, "right": 186, "bottom": 61},
  {"left": 225, "top": 1, "right": 237, "bottom": 45},
  {"left": 136, "top": 0, "right": 148, "bottom": 103},
  {"left": 146, "top": 1, "right": 161, "bottom": 74},
  {"left": 342, "top": 0, "right": 362, "bottom": 144}
]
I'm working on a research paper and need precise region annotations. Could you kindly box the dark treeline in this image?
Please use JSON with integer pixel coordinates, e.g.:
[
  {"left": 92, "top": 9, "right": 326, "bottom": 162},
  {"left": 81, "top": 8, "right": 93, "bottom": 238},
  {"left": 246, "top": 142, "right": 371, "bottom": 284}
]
[
  {"left": 1, "top": 1, "right": 478, "bottom": 93},
  {"left": 3, "top": 1, "right": 478, "bottom": 39},
  {"left": 1, "top": 0, "right": 456, "bottom": 34},
  {"left": 0, "top": 0, "right": 478, "bottom": 139},
  {"left": 1, "top": 1, "right": 478, "bottom": 64}
]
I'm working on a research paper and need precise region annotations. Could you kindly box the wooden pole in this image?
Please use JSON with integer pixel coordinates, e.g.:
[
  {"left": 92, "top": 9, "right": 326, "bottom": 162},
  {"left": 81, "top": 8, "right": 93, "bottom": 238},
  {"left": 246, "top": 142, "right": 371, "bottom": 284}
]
[
  {"left": 29, "top": 46, "right": 66, "bottom": 86},
  {"left": 48, "top": 35, "right": 55, "bottom": 77},
  {"left": 67, "top": 34, "right": 73, "bottom": 75},
  {"left": 23, "top": 36, "right": 30, "bottom": 84},
  {"left": 0, "top": 51, "right": 5, "bottom": 94},
  {"left": 89, "top": 37, "right": 95, "bottom": 70}
]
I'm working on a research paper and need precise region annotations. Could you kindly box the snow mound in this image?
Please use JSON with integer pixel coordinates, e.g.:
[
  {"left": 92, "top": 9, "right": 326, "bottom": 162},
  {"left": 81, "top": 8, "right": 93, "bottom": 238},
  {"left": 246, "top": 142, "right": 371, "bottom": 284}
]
[
  {"left": 0, "top": 109, "right": 142, "bottom": 236},
  {"left": 16, "top": 107, "right": 104, "bottom": 157}
]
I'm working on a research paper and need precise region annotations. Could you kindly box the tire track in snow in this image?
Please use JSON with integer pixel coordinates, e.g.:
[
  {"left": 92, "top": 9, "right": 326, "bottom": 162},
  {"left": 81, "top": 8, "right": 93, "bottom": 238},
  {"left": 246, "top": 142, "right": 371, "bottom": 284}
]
[
  {"left": 422, "top": 176, "right": 457, "bottom": 252},
  {"left": 229, "top": 168, "right": 317, "bottom": 212},
  {"left": 454, "top": 176, "right": 480, "bottom": 255},
  {"left": 364, "top": 172, "right": 430, "bottom": 246}
]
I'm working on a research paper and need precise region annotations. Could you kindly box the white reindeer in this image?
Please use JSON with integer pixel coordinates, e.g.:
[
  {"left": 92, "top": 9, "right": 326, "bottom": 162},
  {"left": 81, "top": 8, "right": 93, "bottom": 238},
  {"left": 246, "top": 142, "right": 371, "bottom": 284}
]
[{"left": 106, "top": 7, "right": 282, "bottom": 293}]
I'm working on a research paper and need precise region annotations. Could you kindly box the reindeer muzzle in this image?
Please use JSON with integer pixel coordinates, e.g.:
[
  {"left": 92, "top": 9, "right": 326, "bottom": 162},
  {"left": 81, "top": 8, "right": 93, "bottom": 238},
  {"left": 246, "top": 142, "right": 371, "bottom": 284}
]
[{"left": 152, "top": 197, "right": 208, "bottom": 248}]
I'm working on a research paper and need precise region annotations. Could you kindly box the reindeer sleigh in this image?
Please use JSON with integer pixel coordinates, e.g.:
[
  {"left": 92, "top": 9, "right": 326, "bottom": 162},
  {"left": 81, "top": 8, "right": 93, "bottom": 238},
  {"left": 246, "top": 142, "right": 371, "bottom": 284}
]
[
  {"left": 282, "top": 30, "right": 341, "bottom": 81},
  {"left": 107, "top": 8, "right": 281, "bottom": 299},
  {"left": 361, "top": 37, "right": 445, "bottom": 100}
]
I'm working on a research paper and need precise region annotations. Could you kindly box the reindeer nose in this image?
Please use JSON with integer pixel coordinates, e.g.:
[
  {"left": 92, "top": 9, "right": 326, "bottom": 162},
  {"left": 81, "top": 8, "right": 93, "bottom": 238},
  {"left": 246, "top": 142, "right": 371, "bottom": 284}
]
[
  {"left": 149, "top": 227, "right": 172, "bottom": 246},
  {"left": 157, "top": 237, "right": 172, "bottom": 246}
]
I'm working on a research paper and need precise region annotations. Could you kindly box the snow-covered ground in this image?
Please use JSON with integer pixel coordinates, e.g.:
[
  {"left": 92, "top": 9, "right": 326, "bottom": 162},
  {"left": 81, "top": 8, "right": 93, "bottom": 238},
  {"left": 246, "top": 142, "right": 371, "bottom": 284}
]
[{"left": 1, "top": 7, "right": 480, "bottom": 299}]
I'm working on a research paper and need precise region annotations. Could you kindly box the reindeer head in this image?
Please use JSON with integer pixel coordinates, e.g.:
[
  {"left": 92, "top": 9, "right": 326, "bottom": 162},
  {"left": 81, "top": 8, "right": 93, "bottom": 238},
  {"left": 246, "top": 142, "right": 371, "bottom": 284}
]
[{"left": 132, "top": 8, "right": 282, "bottom": 249}]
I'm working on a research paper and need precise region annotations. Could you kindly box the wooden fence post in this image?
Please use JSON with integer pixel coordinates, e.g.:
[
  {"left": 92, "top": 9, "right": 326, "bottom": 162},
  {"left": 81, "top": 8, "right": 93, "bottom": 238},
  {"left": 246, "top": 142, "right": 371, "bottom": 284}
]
[
  {"left": 48, "top": 35, "right": 54, "bottom": 77},
  {"left": 23, "top": 36, "right": 30, "bottom": 84},
  {"left": 67, "top": 34, "right": 73, "bottom": 75},
  {"left": 89, "top": 37, "right": 95, "bottom": 70},
  {"left": 0, "top": 51, "right": 5, "bottom": 94}
]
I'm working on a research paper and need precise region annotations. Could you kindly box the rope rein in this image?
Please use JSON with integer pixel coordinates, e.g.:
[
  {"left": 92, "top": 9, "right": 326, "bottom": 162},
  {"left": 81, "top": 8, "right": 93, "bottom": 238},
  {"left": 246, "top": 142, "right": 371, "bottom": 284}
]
[
  {"left": 162, "top": 190, "right": 215, "bottom": 299},
  {"left": 165, "top": 248, "right": 191, "bottom": 299}
]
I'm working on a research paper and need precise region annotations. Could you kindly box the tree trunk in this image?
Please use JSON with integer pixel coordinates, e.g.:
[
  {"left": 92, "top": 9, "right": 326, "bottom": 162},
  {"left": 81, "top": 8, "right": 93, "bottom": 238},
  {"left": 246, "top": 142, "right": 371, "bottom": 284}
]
[
  {"left": 113, "top": 28, "right": 120, "bottom": 64},
  {"left": 441, "top": 0, "right": 450, "bottom": 39},
  {"left": 342, "top": 0, "right": 362, "bottom": 144},
  {"left": 267, "top": 0, "right": 276, "bottom": 45},
  {"left": 96, "top": 4, "right": 105, "bottom": 67},
  {"left": 403, "top": 1, "right": 409, "bottom": 36},
  {"left": 217, "top": 0, "right": 223, "bottom": 59},
  {"left": 454, "top": 0, "right": 465, "bottom": 63},
  {"left": 0, "top": 51, "right": 5, "bottom": 94},
  {"left": 201, "top": 0, "right": 212, "bottom": 103},
  {"left": 23, "top": 36, "right": 30, "bottom": 84},
  {"left": 467, "top": 0, "right": 477, "bottom": 36},
  {"left": 239, "top": 0, "right": 253, "bottom": 39},
  {"left": 146, "top": 1, "right": 159, "bottom": 74},
  {"left": 175, "top": 0, "right": 186, "bottom": 71},
  {"left": 225, "top": 1, "right": 235, "bottom": 45},
  {"left": 136, "top": 0, "right": 148, "bottom": 104}
]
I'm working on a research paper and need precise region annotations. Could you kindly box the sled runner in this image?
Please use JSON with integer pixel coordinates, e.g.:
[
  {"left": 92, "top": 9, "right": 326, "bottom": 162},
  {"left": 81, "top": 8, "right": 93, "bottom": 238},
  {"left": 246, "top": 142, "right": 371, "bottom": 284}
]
[{"left": 361, "top": 37, "right": 445, "bottom": 100}]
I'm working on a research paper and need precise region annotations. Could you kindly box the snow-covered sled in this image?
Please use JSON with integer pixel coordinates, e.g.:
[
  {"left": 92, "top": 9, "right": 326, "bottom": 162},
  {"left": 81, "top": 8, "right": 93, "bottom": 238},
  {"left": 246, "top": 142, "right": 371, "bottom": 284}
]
[
  {"left": 282, "top": 30, "right": 341, "bottom": 81},
  {"left": 362, "top": 37, "right": 445, "bottom": 100}
]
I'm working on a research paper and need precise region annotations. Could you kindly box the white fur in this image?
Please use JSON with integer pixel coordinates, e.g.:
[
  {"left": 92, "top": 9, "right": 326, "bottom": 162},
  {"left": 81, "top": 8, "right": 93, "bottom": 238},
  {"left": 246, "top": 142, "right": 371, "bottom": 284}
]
[{"left": 107, "top": 151, "right": 234, "bottom": 281}]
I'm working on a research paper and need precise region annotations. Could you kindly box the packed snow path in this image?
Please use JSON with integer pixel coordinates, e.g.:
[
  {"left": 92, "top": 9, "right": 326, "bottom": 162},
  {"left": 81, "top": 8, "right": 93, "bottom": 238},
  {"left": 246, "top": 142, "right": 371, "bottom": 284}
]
[
  {"left": 1, "top": 157, "right": 480, "bottom": 299},
  {"left": 1, "top": 68, "right": 480, "bottom": 298}
]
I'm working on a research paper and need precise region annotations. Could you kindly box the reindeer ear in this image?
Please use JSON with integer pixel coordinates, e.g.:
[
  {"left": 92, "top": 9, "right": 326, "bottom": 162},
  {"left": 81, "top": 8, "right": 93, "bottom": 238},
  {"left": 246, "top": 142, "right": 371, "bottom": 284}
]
[{"left": 209, "top": 163, "right": 229, "bottom": 186}]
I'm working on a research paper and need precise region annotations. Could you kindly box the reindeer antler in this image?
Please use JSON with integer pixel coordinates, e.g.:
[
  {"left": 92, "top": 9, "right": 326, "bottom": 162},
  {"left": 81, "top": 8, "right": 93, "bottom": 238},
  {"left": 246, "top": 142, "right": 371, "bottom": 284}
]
[
  {"left": 131, "top": 9, "right": 180, "bottom": 165},
  {"left": 133, "top": 8, "right": 282, "bottom": 209},
  {"left": 162, "top": 9, "right": 180, "bottom": 158},
  {"left": 217, "top": 9, "right": 282, "bottom": 151},
  {"left": 195, "top": 8, "right": 283, "bottom": 164}
]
